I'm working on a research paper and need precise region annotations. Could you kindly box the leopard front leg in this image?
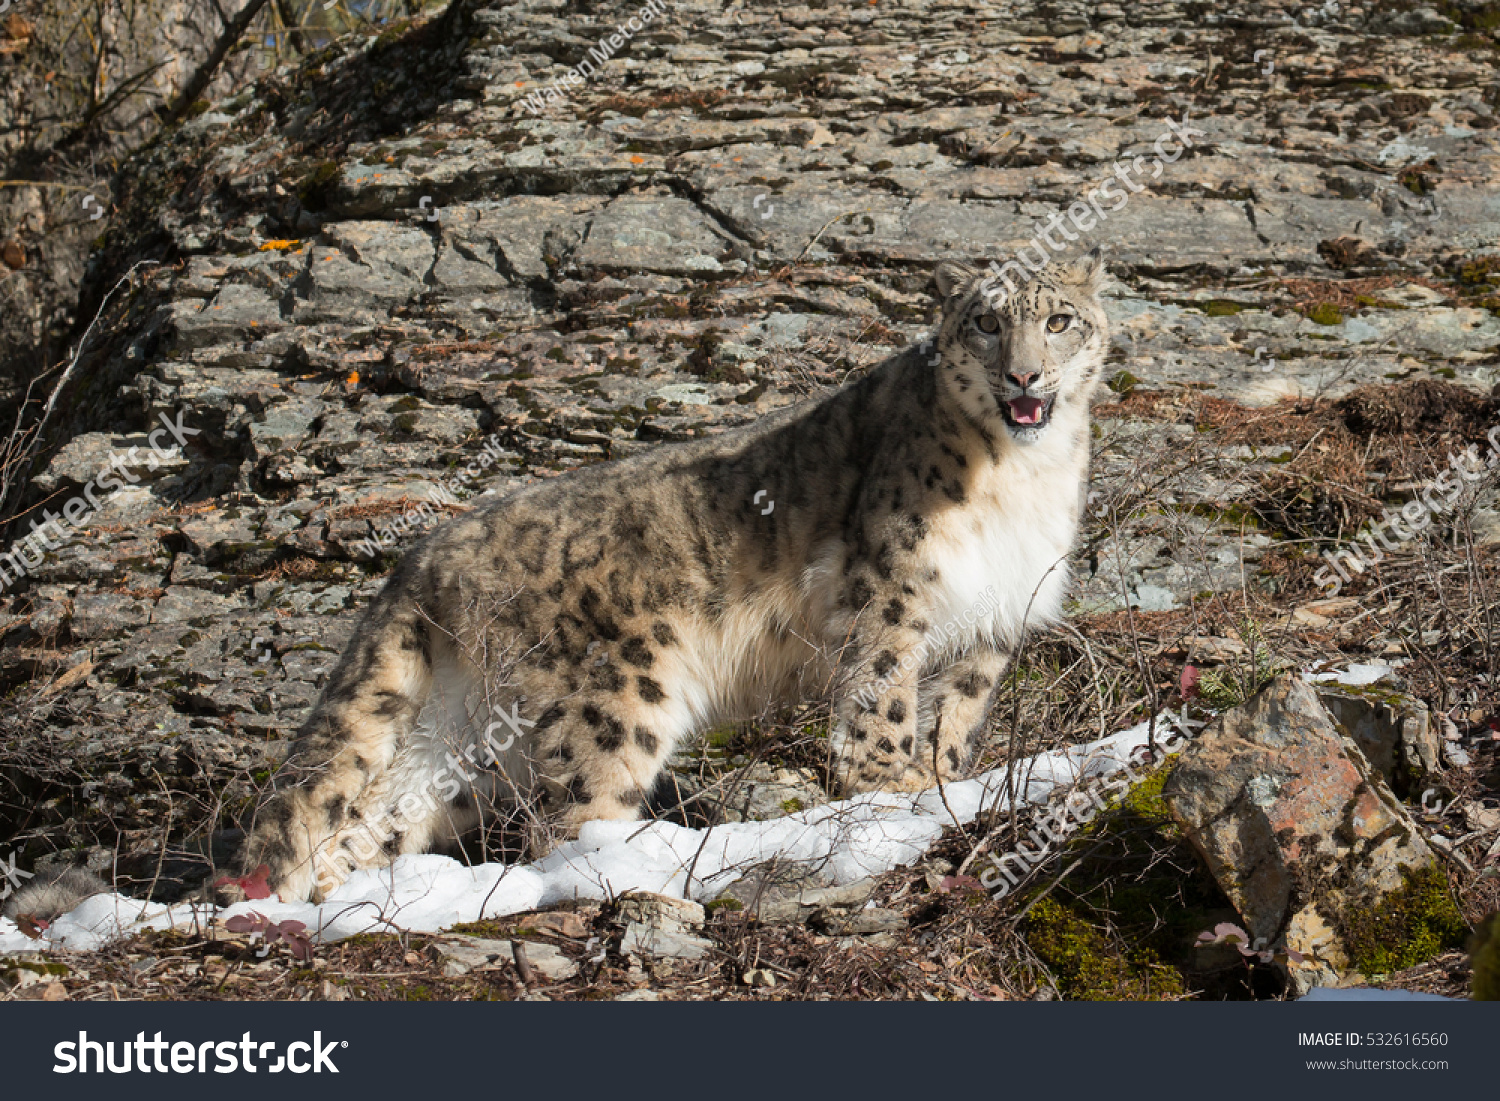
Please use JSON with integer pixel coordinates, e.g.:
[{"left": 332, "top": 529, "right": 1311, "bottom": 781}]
[
  {"left": 911, "top": 644, "right": 1013, "bottom": 786},
  {"left": 829, "top": 608, "right": 933, "bottom": 796}
]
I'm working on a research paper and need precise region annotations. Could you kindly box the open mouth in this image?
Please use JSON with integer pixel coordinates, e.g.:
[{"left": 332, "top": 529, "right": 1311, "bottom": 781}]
[{"left": 1002, "top": 394, "right": 1053, "bottom": 430}]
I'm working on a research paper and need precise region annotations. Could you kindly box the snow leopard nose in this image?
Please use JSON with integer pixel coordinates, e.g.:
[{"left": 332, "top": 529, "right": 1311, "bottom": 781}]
[{"left": 1007, "top": 370, "right": 1038, "bottom": 390}]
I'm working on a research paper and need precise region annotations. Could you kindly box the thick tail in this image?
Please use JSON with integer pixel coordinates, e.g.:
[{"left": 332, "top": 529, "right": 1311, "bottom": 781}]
[{"left": 2, "top": 866, "right": 110, "bottom": 923}]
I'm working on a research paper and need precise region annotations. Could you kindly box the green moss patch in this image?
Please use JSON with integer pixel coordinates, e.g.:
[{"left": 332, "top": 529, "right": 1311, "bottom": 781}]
[
  {"left": 1017, "top": 757, "right": 1236, "bottom": 1000},
  {"left": 1026, "top": 897, "right": 1186, "bottom": 1000},
  {"left": 1398, "top": 166, "right": 1434, "bottom": 196},
  {"left": 445, "top": 921, "right": 521, "bottom": 939},
  {"left": 1306, "top": 302, "right": 1344, "bottom": 326},
  {"left": 2, "top": 957, "right": 72, "bottom": 978},
  {"left": 1341, "top": 866, "right": 1467, "bottom": 975}
]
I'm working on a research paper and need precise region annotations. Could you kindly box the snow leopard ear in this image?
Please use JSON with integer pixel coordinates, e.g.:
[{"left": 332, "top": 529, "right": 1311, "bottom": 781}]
[
  {"left": 1065, "top": 247, "right": 1108, "bottom": 295},
  {"left": 933, "top": 261, "right": 978, "bottom": 301}
]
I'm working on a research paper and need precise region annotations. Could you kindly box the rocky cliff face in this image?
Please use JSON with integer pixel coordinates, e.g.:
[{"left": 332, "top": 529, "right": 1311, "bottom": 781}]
[
  {"left": 0, "top": 0, "right": 273, "bottom": 394},
  {"left": 3, "top": 0, "right": 1498, "bottom": 906}
]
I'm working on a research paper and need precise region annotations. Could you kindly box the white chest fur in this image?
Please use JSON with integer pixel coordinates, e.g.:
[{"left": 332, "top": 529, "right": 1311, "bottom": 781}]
[{"left": 921, "top": 432, "right": 1087, "bottom": 652}]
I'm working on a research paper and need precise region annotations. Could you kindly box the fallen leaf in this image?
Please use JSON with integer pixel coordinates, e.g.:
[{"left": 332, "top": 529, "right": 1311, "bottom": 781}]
[
  {"left": 224, "top": 912, "right": 267, "bottom": 935},
  {"left": 214, "top": 863, "right": 274, "bottom": 900},
  {"left": 16, "top": 914, "right": 47, "bottom": 939},
  {"left": 40, "top": 659, "right": 93, "bottom": 697}
]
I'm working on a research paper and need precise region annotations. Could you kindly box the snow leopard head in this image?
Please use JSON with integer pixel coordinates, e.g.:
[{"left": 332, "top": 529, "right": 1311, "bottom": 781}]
[{"left": 931, "top": 249, "right": 1110, "bottom": 445}]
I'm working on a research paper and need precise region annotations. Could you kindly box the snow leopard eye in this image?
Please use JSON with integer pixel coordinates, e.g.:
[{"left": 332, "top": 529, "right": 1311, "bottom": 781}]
[
  {"left": 976, "top": 315, "right": 999, "bottom": 334},
  {"left": 1046, "top": 314, "right": 1073, "bottom": 334}
]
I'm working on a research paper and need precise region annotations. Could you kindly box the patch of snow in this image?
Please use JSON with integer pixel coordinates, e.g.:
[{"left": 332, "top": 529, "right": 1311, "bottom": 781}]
[
  {"left": 1305, "top": 663, "right": 1397, "bottom": 687},
  {"left": 0, "top": 713, "right": 1197, "bottom": 954},
  {"left": 10, "top": 893, "right": 209, "bottom": 953}
]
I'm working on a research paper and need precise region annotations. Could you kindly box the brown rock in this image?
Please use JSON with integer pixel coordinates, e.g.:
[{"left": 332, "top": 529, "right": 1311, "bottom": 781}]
[
  {"left": 1162, "top": 676, "right": 1440, "bottom": 988},
  {"left": 519, "top": 910, "right": 589, "bottom": 939},
  {"left": 617, "top": 892, "right": 704, "bottom": 931},
  {"left": 1315, "top": 683, "right": 1441, "bottom": 797}
]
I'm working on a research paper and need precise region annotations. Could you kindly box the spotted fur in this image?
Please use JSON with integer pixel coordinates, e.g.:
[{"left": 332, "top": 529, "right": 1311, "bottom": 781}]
[{"left": 239, "top": 251, "right": 1111, "bottom": 902}]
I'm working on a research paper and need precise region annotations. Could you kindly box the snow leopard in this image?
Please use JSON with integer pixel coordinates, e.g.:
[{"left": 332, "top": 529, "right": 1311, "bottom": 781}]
[{"left": 234, "top": 250, "right": 1111, "bottom": 903}]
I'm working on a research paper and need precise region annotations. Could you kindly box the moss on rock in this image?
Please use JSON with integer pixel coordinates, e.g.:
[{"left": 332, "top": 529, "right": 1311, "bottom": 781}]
[
  {"left": 1307, "top": 302, "right": 1344, "bottom": 326},
  {"left": 1026, "top": 897, "right": 1187, "bottom": 1000},
  {"left": 1017, "top": 753, "right": 1236, "bottom": 1000},
  {"left": 1340, "top": 865, "right": 1467, "bottom": 975}
]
